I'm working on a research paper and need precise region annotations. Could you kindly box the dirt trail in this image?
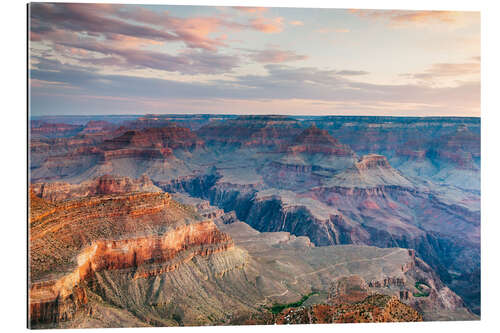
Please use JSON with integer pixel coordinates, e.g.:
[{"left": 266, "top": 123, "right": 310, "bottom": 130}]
[{"left": 256, "top": 248, "right": 406, "bottom": 306}]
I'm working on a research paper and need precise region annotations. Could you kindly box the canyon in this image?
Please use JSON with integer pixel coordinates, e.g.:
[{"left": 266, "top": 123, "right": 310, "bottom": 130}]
[
  {"left": 29, "top": 114, "right": 480, "bottom": 327},
  {"left": 29, "top": 186, "right": 475, "bottom": 327}
]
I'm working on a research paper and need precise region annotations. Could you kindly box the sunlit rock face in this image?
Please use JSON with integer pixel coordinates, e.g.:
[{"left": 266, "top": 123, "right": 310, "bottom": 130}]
[{"left": 28, "top": 191, "right": 235, "bottom": 325}]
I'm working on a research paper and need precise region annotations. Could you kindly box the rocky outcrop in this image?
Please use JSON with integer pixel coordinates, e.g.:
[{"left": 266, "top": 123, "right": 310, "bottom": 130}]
[
  {"left": 101, "top": 127, "right": 203, "bottom": 151},
  {"left": 355, "top": 154, "right": 392, "bottom": 170},
  {"left": 31, "top": 174, "right": 161, "bottom": 202},
  {"left": 405, "top": 257, "right": 470, "bottom": 318},
  {"left": 367, "top": 276, "right": 406, "bottom": 288},
  {"left": 31, "top": 122, "right": 83, "bottom": 138},
  {"left": 396, "top": 126, "right": 480, "bottom": 171},
  {"left": 301, "top": 295, "right": 422, "bottom": 323},
  {"left": 31, "top": 127, "right": 204, "bottom": 182},
  {"left": 90, "top": 127, "right": 204, "bottom": 161},
  {"left": 328, "top": 275, "right": 369, "bottom": 305},
  {"left": 244, "top": 295, "right": 422, "bottom": 324},
  {"left": 284, "top": 125, "right": 355, "bottom": 156},
  {"left": 196, "top": 115, "right": 303, "bottom": 147},
  {"left": 80, "top": 120, "right": 118, "bottom": 134},
  {"left": 28, "top": 192, "right": 235, "bottom": 325}
]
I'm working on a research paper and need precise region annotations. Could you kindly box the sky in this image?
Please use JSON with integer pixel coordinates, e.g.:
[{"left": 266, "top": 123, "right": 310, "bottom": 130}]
[{"left": 29, "top": 3, "right": 480, "bottom": 117}]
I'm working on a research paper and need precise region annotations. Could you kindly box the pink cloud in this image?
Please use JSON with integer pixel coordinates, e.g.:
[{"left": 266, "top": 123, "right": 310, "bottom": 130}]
[
  {"left": 250, "top": 17, "right": 284, "bottom": 33},
  {"left": 401, "top": 62, "right": 480, "bottom": 81},
  {"left": 390, "top": 11, "right": 461, "bottom": 24},
  {"left": 31, "top": 3, "right": 290, "bottom": 53},
  {"left": 113, "top": 7, "right": 232, "bottom": 51},
  {"left": 232, "top": 7, "right": 268, "bottom": 14},
  {"left": 289, "top": 20, "right": 304, "bottom": 26},
  {"left": 31, "top": 4, "right": 227, "bottom": 52},
  {"left": 105, "top": 34, "right": 165, "bottom": 48},
  {"left": 348, "top": 9, "right": 467, "bottom": 26}
]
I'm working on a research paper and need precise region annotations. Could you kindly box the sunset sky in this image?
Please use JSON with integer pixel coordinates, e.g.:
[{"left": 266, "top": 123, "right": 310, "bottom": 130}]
[{"left": 29, "top": 3, "right": 480, "bottom": 116}]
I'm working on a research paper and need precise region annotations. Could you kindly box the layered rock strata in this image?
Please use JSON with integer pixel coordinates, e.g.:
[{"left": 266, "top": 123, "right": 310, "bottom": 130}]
[
  {"left": 31, "top": 174, "right": 160, "bottom": 202},
  {"left": 29, "top": 191, "right": 234, "bottom": 325}
]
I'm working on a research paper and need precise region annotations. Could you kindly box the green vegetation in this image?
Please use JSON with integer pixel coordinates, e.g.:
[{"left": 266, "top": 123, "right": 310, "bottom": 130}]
[
  {"left": 268, "top": 292, "right": 319, "bottom": 314},
  {"left": 413, "top": 281, "right": 430, "bottom": 297}
]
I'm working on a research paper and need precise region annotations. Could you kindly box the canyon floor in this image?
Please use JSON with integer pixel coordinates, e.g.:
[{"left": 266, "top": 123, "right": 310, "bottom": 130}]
[{"left": 29, "top": 114, "right": 480, "bottom": 327}]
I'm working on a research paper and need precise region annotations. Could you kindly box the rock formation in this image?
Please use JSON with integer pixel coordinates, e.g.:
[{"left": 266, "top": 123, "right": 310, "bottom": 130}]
[
  {"left": 273, "top": 295, "right": 423, "bottom": 324},
  {"left": 31, "top": 121, "right": 83, "bottom": 138},
  {"left": 28, "top": 191, "right": 235, "bottom": 325},
  {"left": 285, "top": 125, "right": 355, "bottom": 157},
  {"left": 29, "top": 114, "right": 481, "bottom": 321},
  {"left": 197, "top": 115, "right": 303, "bottom": 147},
  {"left": 31, "top": 174, "right": 160, "bottom": 202},
  {"left": 328, "top": 275, "right": 369, "bottom": 305}
]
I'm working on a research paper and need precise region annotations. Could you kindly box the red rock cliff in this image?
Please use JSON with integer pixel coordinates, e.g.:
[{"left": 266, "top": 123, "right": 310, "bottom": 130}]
[
  {"left": 31, "top": 174, "right": 160, "bottom": 202},
  {"left": 29, "top": 191, "right": 234, "bottom": 324},
  {"left": 285, "top": 125, "right": 355, "bottom": 156}
]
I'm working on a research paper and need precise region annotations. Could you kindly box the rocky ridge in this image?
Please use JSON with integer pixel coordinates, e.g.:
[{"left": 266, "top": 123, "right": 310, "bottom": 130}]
[
  {"left": 31, "top": 174, "right": 160, "bottom": 202},
  {"left": 28, "top": 191, "right": 236, "bottom": 325},
  {"left": 284, "top": 125, "right": 355, "bottom": 157}
]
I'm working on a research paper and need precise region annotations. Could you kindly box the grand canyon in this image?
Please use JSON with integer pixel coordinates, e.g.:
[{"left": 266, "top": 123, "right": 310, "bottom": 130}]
[
  {"left": 28, "top": 114, "right": 480, "bottom": 328},
  {"left": 28, "top": 3, "right": 481, "bottom": 328}
]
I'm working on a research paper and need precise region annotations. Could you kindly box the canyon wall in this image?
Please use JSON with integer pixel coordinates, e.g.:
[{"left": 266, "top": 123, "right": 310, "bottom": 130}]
[{"left": 29, "top": 191, "right": 236, "bottom": 325}]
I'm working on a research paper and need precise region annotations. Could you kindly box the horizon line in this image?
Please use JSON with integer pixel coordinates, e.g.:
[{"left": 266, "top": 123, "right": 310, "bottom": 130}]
[{"left": 30, "top": 113, "right": 481, "bottom": 119}]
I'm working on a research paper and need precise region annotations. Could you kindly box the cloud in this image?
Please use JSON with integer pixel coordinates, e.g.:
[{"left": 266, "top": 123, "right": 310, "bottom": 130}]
[
  {"left": 250, "top": 17, "right": 284, "bottom": 33},
  {"left": 30, "top": 61, "right": 479, "bottom": 116},
  {"left": 30, "top": 3, "right": 286, "bottom": 53},
  {"left": 232, "top": 7, "right": 268, "bottom": 14},
  {"left": 289, "top": 20, "right": 304, "bottom": 26},
  {"left": 30, "top": 3, "right": 179, "bottom": 44},
  {"left": 247, "top": 49, "right": 308, "bottom": 63},
  {"left": 30, "top": 78, "right": 77, "bottom": 89},
  {"left": 29, "top": 3, "right": 255, "bottom": 75},
  {"left": 116, "top": 7, "right": 238, "bottom": 50},
  {"left": 348, "top": 9, "right": 472, "bottom": 27},
  {"left": 400, "top": 62, "right": 480, "bottom": 82},
  {"left": 28, "top": 3, "right": 480, "bottom": 117},
  {"left": 389, "top": 11, "right": 462, "bottom": 24},
  {"left": 56, "top": 40, "right": 241, "bottom": 75},
  {"left": 336, "top": 70, "right": 369, "bottom": 76}
]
